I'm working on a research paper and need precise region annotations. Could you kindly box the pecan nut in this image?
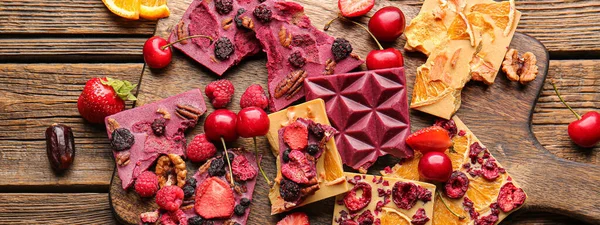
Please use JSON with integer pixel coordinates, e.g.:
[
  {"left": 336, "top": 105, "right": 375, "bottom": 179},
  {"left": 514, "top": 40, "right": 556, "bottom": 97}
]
[
  {"left": 175, "top": 104, "right": 203, "bottom": 121},
  {"left": 274, "top": 70, "right": 307, "bottom": 99},
  {"left": 222, "top": 17, "right": 233, "bottom": 30},
  {"left": 324, "top": 59, "right": 336, "bottom": 75},
  {"left": 156, "top": 108, "right": 171, "bottom": 120},
  {"left": 278, "top": 26, "right": 292, "bottom": 48},
  {"left": 116, "top": 151, "right": 130, "bottom": 166},
  {"left": 176, "top": 21, "right": 188, "bottom": 45},
  {"left": 242, "top": 16, "right": 254, "bottom": 30},
  {"left": 501, "top": 49, "right": 539, "bottom": 85},
  {"left": 106, "top": 118, "right": 120, "bottom": 133}
]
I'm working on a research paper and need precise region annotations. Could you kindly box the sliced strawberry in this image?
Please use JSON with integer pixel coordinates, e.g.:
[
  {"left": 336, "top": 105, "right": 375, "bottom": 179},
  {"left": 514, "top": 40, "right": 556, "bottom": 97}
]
[
  {"left": 194, "top": 177, "right": 235, "bottom": 219},
  {"left": 338, "top": 0, "right": 375, "bottom": 18},
  {"left": 277, "top": 212, "right": 310, "bottom": 225},
  {"left": 406, "top": 126, "right": 452, "bottom": 154},
  {"left": 283, "top": 122, "right": 308, "bottom": 151}
]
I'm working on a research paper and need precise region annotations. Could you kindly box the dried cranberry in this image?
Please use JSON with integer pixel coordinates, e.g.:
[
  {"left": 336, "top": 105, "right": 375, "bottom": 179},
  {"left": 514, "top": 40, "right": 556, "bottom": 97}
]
[
  {"left": 288, "top": 51, "right": 306, "bottom": 68},
  {"left": 445, "top": 171, "right": 469, "bottom": 199},
  {"left": 234, "top": 8, "right": 247, "bottom": 28},
  {"left": 151, "top": 118, "right": 166, "bottom": 136},
  {"left": 306, "top": 144, "right": 319, "bottom": 156},
  {"left": 215, "top": 0, "right": 233, "bottom": 15},
  {"left": 416, "top": 186, "right": 432, "bottom": 202},
  {"left": 481, "top": 158, "right": 500, "bottom": 181},
  {"left": 343, "top": 182, "right": 372, "bottom": 212},
  {"left": 208, "top": 158, "right": 226, "bottom": 177},
  {"left": 463, "top": 197, "right": 479, "bottom": 219},
  {"left": 434, "top": 119, "right": 457, "bottom": 137},
  {"left": 253, "top": 4, "right": 272, "bottom": 23},
  {"left": 281, "top": 150, "right": 316, "bottom": 184},
  {"left": 356, "top": 210, "right": 374, "bottom": 225},
  {"left": 214, "top": 37, "right": 234, "bottom": 61},
  {"left": 111, "top": 128, "right": 135, "bottom": 151},
  {"left": 391, "top": 182, "right": 419, "bottom": 210},
  {"left": 331, "top": 38, "right": 353, "bottom": 61},
  {"left": 308, "top": 121, "right": 325, "bottom": 139},
  {"left": 411, "top": 208, "right": 429, "bottom": 225},
  {"left": 497, "top": 182, "right": 526, "bottom": 212},
  {"left": 279, "top": 178, "right": 301, "bottom": 202},
  {"left": 475, "top": 213, "right": 499, "bottom": 225},
  {"left": 282, "top": 148, "right": 291, "bottom": 162},
  {"left": 469, "top": 142, "right": 485, "bottom": 161},
  {"left": 458, "top": 130, "right": 466, "bottom": 136}
]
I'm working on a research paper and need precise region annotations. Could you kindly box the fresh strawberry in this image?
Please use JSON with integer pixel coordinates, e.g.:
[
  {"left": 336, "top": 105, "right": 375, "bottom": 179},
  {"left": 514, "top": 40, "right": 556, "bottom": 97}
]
[
  {"left": 277, "top": 212, "right": 310, "bottom": 225},
  {"left": 77, "top": 77, "right": 137, "bottom": 124},
  {"left": 283, "top": 121, "right": 308, "bottom": 151},
  {"left": 338, "top": 0, "right": 375, "bottom": 18},
  {"left": 194, "top": 177, "right": 235, "bottom": 219},
  {"left": 406, "top": 126, "right": 452, "bottom": 154}
]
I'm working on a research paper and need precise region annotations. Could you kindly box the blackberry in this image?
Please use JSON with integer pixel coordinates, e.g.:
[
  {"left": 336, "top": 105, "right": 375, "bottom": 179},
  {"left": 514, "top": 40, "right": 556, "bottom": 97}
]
[
  {"left": 215, "top": 0, "right": 233, "bottom": 15},
  {"left": 253, "top": 4, "right": 272, "bottom": 23},
  {"left": 183, "top": 183, "right": 195, "bottom": 199},
  {"left": 187, "top": 178, "right": 197, "bottom": 187},
  {"left": 240, "top": 197, "right": 251, "bottom": 206},
  {"left": 331, "top": 38, "right": 353, "bottom": 61},
  {"left": 208, "top": 158, "right": 226, "bottom": 177},
  {"left": 282, "top": 149, "right": 291, "bottom": 163},
  {"left": 234, "top": 8, "right": 247, "bottom": 28},
  {"left": 306, "top": 144, "right": 319, "bottom": 156},
  {"left": 110, "top": 128, "right": 135, "bottom": 151},
  {"left": 288, "top": 51, "right": 306, "bottom": 68},
  {"left": 151, "top": 118, "right": 166, "bottom": 136},
  {"left": 279, "top": 178, "right": 301, "bottom": 202},
  {"left": 234, "top": 204, "right": 246, "bottom": 216},
  {"left": 188, "top": 216, "right": 204, "bottom": 225},
  {"left": 308, "top": 122, "right": 325, "bottom": 139},
  {"left": 214, "top": 37, "right": 235, "bottom": 61}
]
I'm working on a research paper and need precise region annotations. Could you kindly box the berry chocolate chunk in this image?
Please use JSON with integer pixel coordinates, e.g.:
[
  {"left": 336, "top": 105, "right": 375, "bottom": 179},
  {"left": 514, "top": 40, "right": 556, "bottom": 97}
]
[
  {"left": 382, "top": 116, "right": 527, "bottom": 224},
  {"left": 332, "top": 173, "right": 436, "bottom": 225},
  {"left": 168, "top": 0, "right": 261, "bottom": 76},
  {"left": 104, "top": 89, "right": 206, "bottom": 189},
  {"left": 267, "top": 100, "right": 348, "bottom": 214},
  {"left": 239, "top": 1, "right": 364, "bottom": 111}
]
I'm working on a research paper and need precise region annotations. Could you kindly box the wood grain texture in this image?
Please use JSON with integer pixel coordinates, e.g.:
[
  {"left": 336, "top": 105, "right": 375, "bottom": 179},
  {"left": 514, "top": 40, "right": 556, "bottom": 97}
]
[
  {"left": 110, "top": 0, "right": 600, "bottom": 222},
  {"left": 0, "top": 193, "right": 116, "bottom": 224},
  {"left": 0, "top": 64, "right": 141, "bottom": 190}
]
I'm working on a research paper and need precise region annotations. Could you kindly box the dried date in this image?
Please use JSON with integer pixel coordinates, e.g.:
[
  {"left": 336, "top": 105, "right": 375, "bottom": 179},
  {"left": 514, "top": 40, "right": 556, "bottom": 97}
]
[{"left": 45, "top": 123, "right": 75, "bottom": 172}]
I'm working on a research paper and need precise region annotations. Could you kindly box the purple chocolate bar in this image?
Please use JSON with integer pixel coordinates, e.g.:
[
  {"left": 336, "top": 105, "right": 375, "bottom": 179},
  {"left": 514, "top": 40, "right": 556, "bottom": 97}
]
[
  {"left": 169, "top": 0, "right": 262, "bottom": 76},
  {"left": 240, "top": 1, "right": 364, "bottom": 111},
  {"left": 105, "top": 89, "right": 206, "bottom": 189},
  {"left": 304, "top": 68, "right": 412, "bottom": 171}
]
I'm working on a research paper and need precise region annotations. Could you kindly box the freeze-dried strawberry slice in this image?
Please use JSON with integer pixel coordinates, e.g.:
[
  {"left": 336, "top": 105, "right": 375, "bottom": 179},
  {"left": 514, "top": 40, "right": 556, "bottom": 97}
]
[
  {"left": 232, "top": 154, "right": 257, "bottom": 181},
  {"left": 343, "top": 182, "right": 372, "bottom": 212},
  {"left": 281, "top": 150, "right": 316, "bottom": 184},
  {"left": 194, "top": 177, "right": 235, "bottom": 219},
  {"left": 497, "top": 182, "right": 526, "bottom": 212},
  {"left": 283, "top": 121, "right": 309, "bottom": 151},
  {"left": 481, "top": 158, "right": 500, "bottom": 181}
]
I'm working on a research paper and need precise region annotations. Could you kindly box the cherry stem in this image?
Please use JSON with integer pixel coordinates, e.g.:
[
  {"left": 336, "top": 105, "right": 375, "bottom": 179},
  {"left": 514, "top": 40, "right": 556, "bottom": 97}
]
[
  {"left": 161, "top": 35, "right": 214, "bottom": 50},
  {"left": 220, "top": 137, "right": 235, "bottom": 187},
  {"left": 551, "top": 81, "right": 581, "bottom": 120},
  {"left": 323, "top": 16, "right": 384, "bottom": 50},
  {"left": 436, "top": 191, "right": 466, "bottom": 220},
  {"left": 254, "top": 137, "right": 272, "bottom": 185}
]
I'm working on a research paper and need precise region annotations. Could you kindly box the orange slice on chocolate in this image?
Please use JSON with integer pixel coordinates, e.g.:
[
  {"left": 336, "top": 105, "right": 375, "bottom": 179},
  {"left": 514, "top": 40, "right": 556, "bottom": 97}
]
[
  {"left": 432, "top": 194, "right": 467, "bottom": 225},
  {"left": 380, "top": 208, "right": 411, "bottom": 225},
  {"left": 410, "top": 64, "right": 452, "bottom": 108}
]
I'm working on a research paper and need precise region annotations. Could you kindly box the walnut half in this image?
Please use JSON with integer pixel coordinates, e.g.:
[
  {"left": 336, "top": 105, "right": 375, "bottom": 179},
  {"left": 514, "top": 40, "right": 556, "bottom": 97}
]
[{"left": 502, "top": 49, "right": 539, "bottom": 85}]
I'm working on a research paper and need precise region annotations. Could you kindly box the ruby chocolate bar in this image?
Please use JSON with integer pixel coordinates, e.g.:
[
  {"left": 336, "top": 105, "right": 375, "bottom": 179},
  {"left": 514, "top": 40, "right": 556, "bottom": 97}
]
[
  {"left": 169, "top": 0, "right": 262, "bottom": 76},
  {"left": 304, "top": 68, "right": 412, "bottom": 172},
  {"left": 105, "top": 89, "right": 206, "bottom": 189},
  {"left": 239, "top": 0, "right": 364, "bottom": 111}
]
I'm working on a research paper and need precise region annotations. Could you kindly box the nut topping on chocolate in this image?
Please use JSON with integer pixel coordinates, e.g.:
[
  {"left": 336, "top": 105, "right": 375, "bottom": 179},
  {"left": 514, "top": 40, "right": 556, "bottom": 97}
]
[
  {"left": 116, "top": 151, "right": 130, "bottom": 166},
  {"left": 502, "top": 49, "right": 539, "bottom": 84},
  {"left": 175, "top": 104, "right": 202, "bottom": 121},
  {"left": 324, "top": 58, "right": 336, "bottom": 75},
  {"left": 279, "top": 26, "right": 292, "bottom": 48},
  {"left": 241, "top": 16, "right": 255, "bottom": 30},
  {"left": 222, "top": 17, "right": 234, "bottom": 30},
  {"left": 274, "top": 70, "right": 307, "bottom": 99},
  {"left": 106, "top": 118, "right": 120, "bottom": 133}
]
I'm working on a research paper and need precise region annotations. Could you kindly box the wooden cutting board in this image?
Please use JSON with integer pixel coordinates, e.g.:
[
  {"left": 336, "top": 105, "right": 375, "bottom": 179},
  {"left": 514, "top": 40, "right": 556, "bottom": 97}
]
[{"left": 109, "top": 0, "right": 600, "bottom": 224}]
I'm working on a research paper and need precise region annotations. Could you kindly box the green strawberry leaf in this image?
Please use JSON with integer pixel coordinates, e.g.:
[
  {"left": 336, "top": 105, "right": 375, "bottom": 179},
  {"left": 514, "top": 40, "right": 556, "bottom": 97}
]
[{"left": 101, "top": 77, "right": 138, "bottom": 101}]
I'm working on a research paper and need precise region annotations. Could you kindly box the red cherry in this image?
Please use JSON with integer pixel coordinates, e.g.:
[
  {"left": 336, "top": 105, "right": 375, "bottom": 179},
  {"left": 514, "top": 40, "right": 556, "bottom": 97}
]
[
  {"left": 204, "top": 109, "right": 238, "bottom": 142},
  {"left": 368, "top": 6, "right": 406, "bottom": 42},
  {"left": 143, "top": 36, "right": 172, "bottom": 69},
  {"left": 418, "top": 152, "right": 452, "bottom": 183},
  {"left": 366, "top": 48, "right": 404, "bottom": 70},
  {"left": 236, "top": 107, "right": 270, "bottom": 138},
  {"left": 553, "top": 82, "right": 600, "bottom": 148}
]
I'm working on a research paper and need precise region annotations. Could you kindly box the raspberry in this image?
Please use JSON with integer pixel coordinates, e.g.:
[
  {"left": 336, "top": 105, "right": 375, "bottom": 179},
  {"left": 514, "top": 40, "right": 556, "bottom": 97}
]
[
  {"left": 276, "top": 212, "right": 309, "bottom": 225},
  {"left": 279, "top": 178, "right": 301, "bottom": 202},
  {"left": 152, "top": 118, "right": 166, "bottom": 136},
  {"left": 231, "top": 154, "right": 257, "bottom": 181},
  {"left": 140, "top": 210, "right": 159, "bottom": 224},
  {"left": 134, "top": 171, "right": 159, "bottom": 197},
  {"left": 281, "top": 150, "right": 316, "bottom": 184},
  {"left": 155, "top": 186, "right": 184, "bottom": 211},
  {"left": 445, "top": 171, "right": 469, "bottom": 199},
  {"left": 214, "top": 37, "right": 235, "bottom": 61},
  {"left": 205, "top": 79, "right": 235, "bottom": 108},
  {"left": 331, "top": 38, "right": 353, "bottom": 61},
  {"left": 392, "top": 182, "right": 418, "bottom": 210},
  {"left": 239, "top": 84, "right": 268, "bottom": 109},
  {"left": 195, "top": 177, "right": 235, "bottom": 219},
  {"left": 253, "top": 4, "right": 272, "bottom": 23},
  {"left": 160, "top": 210, "right": 187, "bottom": 225},
  {"left": 344, "top": 182, "right": 372, "bottom": 212},
  {"left": 187, "top": 134, "right": 217, "bottom": 163},
  {"left": 283, "top": 121, "right": 308, "bottom": 150},
  {"left": 411, "top": 208, "right": 429, "bottom": 225},
  {"left": 497, "top": 182, "right": 526, "bottom": 212}
]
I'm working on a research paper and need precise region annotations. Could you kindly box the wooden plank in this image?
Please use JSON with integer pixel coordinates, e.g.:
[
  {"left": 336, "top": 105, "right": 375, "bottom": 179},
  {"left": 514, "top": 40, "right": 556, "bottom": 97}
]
[
  {"left": 0, "top": 63, "right": 142, "bottom": 190},
  {"left": 0, "top": 193, "right": 116, "bottom": 224},
  {"left": 0, "top": 0, "right": 155, "bottom": 35}
]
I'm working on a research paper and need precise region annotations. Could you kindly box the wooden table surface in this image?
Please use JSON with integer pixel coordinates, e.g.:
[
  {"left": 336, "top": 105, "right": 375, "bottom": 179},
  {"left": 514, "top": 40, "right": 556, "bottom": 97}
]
[{"left": 0, "top": 0, "right": 598, "bottom": 224}]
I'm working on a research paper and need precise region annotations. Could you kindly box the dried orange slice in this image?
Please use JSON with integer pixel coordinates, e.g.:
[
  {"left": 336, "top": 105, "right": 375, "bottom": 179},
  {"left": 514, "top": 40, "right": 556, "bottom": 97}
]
[
  {"left": 404, "top": 12, "right": 447, "bottom": 56},
  {"left": 433, "top": 194, "right": 467, "bottom": 225},
  {"left": 140, "top": 0, "right": 170, "bottom": 20},
  {"left": 384, "top": 151, "right": 423, "bottom": 181},
  {"left": 448, "top": 16, "right": 470, "bottom": 40},
  {"left": 323, "top": 145, "right": 344, "bottom": 182},
  {"left": 447, "top": 134, "right": 469, "bottom": 171},
  {"left": 470, "top": 1, "right": 511, "bottom": 30},
  {"left": 410, "top": 64, "right": 452, "bottom": 107},
  {"left": 380, "top": 208, "right": 411, "bottom": 225},
  {"left": 102, "top": 0, "right": 140, "bottom": 20},
  {"left": 464, "top": 173, "right": 507, "bottom": 212}
]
